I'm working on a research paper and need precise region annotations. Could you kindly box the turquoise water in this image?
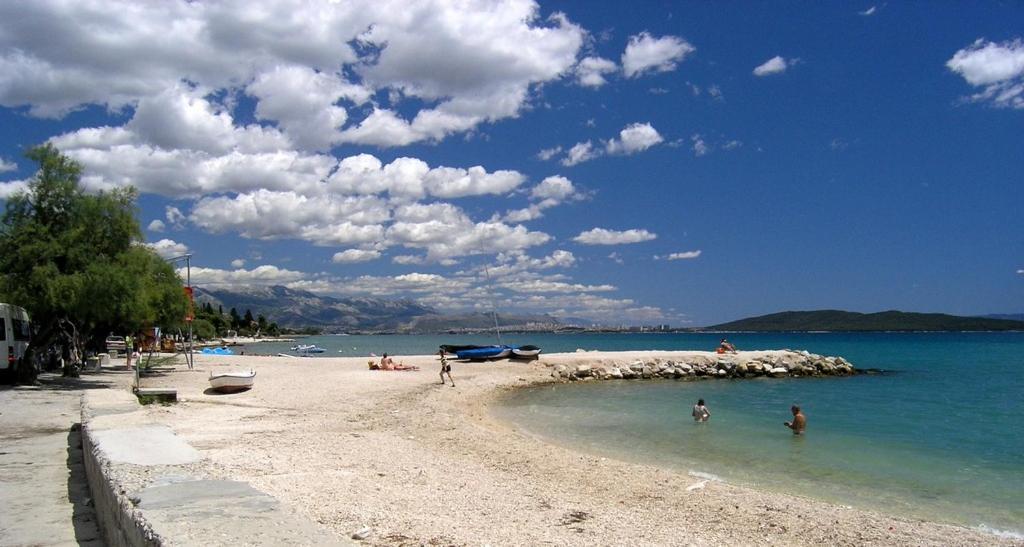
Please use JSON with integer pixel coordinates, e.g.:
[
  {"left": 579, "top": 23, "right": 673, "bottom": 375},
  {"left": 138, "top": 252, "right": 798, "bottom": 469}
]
[{"left": 242, "top": 332, "right": 1024, "bottom": 534}]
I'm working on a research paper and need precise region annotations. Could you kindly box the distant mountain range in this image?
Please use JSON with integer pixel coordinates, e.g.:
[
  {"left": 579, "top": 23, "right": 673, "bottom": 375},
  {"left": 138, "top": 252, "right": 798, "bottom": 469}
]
[
  {"left": 707, "top": 310, "right": 1024, "bottom": 332},
  {"left": 193, "top": 285, "right": 560, "bottom": 333}
]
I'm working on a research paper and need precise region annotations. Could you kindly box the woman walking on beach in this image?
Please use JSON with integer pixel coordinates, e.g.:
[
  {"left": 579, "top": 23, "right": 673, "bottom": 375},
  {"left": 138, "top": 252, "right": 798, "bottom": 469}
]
[
  {"left": 439, "top": 349, "right": 454, "bottom": 387},
  {"left": 692, "top": 399, "right": 710, "bottom": 422}
]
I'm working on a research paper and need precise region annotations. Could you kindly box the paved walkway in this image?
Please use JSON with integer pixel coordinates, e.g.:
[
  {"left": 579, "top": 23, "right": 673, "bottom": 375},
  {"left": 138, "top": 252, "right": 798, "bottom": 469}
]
[{"left": 0, "top": 372, "right": 125, "bottom": 546}]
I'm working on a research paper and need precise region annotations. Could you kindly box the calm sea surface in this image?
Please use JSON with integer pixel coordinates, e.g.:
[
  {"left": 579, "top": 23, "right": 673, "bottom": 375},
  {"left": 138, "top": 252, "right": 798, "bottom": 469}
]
[{"left": 244, "top": 332, "right": 1024, "bottom": 536}]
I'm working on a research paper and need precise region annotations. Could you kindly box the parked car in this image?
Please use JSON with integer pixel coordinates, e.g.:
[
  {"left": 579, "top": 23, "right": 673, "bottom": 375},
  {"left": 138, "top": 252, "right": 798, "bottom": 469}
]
[
  {"left": 1, "top": 303, "right": 31, "bottom": 382},
  {"left": 105, "top": 335, "right": 126, "bottom": 357}
]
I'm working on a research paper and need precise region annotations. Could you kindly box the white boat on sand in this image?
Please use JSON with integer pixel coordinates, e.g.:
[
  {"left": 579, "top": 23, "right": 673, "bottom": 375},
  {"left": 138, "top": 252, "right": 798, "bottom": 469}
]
[{"left": 209, "top": 370, "right": 256, "bottom": 393}]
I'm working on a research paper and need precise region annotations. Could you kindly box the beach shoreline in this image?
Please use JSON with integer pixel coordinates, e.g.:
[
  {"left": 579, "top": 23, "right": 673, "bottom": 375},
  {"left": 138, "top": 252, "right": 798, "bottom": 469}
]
[{"left": 128, "top": 351, "right": 1018, "bottom": 545}]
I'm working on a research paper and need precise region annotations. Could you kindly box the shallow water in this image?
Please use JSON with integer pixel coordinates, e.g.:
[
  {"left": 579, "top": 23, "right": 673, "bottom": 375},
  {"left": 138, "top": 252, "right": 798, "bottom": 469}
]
[{"left": 482, "top": 332, "right": 1024, "bottom": 536}]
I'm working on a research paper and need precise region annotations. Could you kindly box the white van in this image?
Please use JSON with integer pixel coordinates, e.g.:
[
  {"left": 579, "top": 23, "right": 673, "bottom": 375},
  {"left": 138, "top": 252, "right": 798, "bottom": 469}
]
[{"left": 1, "top": 303, "right": 31, "bottom": 380}]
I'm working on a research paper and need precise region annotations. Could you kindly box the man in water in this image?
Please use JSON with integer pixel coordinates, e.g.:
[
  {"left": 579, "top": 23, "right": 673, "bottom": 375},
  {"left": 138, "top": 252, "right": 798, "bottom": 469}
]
[
  {"left": 784, "top": 405, "right": 806, "bottom": 434},
  {"left": 692, "top": 398, "right": 710, "bottom": 422}
]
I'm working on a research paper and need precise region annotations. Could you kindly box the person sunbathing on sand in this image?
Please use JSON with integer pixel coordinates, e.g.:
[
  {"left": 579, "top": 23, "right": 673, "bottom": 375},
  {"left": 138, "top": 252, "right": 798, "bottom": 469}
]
[
  {"left": 717, "top": 339, "right": 737, "bottom": 354},
  {"left": 379, "top": 353, "right": 419, "bottom": 371}
]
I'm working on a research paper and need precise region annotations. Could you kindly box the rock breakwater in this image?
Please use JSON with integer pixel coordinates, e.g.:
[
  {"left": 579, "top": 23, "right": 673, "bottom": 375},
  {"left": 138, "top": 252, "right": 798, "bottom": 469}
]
[{"left": 544, "top": 350, "right": 855, "bottom": 382}]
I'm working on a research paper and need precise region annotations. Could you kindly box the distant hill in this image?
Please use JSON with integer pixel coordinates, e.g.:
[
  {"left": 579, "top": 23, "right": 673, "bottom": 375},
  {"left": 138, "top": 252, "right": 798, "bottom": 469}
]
[
  {"left": 193, "top": 285, "right": 560, "bottom": 333},
  {"left": 707, "top": 310, "right": 1024, "bottom": 332},
  {"left": 981, "top": 313, "right": 1024, "bottom": 322}
]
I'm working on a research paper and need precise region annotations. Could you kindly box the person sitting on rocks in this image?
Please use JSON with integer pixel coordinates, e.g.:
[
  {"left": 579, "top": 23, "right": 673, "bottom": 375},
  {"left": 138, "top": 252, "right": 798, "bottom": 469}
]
[
  {"left": 717, "top": 339, "right": 737, "bottom": 354},
  {"left": 379, "top": 353, "right": 419, "bottom": 371}
]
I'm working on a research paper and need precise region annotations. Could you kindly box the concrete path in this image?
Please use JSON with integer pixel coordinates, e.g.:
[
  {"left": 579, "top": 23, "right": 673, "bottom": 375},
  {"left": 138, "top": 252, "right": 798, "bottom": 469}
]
[{"left": 0, "top": 372, "right": 123, "bottom": 547}]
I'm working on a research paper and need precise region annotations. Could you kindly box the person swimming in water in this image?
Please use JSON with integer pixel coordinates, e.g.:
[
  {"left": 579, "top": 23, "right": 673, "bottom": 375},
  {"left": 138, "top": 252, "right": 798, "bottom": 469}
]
[
  {"left": 692, "top": 399, "right": 710, "bottom": 422},
  {"left": 784, "top": 404, "right": 806, "bottom": 435}
]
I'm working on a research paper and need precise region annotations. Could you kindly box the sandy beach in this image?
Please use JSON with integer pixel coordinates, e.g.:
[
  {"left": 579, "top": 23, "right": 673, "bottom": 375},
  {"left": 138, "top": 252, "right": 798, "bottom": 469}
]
[{"left": 127, "top": 352, "right": 1016, "bottom": 546}]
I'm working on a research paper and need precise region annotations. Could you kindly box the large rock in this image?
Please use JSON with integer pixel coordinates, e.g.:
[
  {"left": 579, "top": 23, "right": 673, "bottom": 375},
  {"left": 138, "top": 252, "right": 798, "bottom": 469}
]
[{"left": 770, "top": 367, "right": 788, "bottom": 377}]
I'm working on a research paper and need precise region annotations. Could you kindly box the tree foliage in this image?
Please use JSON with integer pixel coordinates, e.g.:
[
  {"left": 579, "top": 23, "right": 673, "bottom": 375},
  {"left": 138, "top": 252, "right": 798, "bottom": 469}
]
[{"left": 0, "top": 144, "right": 187, "bottom": 379}]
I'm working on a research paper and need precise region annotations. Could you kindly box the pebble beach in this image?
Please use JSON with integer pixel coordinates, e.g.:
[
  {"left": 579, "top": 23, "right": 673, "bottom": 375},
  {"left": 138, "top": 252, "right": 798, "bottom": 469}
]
[{"left": 130, "top": 351, "right": 1017, "bottom": 546}]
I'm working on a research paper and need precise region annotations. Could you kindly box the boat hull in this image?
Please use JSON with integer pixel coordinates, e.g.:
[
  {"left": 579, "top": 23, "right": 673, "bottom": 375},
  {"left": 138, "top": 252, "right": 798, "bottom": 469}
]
[
  {"left": 209, "top": 371, "right": 256, "bottom": 393},
  {"left": 511, "top": 345, "right": 541, "bottom": 359},
  {"left": 456, "top": 345, "right": 512, "bottom": 360}
]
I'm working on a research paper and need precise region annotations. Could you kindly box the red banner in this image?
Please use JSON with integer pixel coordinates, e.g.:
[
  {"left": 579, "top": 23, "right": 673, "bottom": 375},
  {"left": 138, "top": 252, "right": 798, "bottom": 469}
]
[{"left": 184, "top": 286, "right": 194, "bottom": 322}]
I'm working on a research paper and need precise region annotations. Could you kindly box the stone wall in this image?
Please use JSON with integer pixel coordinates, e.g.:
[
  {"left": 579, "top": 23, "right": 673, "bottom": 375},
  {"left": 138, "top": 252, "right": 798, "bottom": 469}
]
[{"left": 546, "top": 350, "right": 855, "bottom": 382}]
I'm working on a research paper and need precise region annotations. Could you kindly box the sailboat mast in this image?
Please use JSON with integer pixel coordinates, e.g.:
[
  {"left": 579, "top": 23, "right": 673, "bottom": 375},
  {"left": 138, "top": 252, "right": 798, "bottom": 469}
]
[{"left": 483, "top": 264, "right": 502, "bottom": 344}]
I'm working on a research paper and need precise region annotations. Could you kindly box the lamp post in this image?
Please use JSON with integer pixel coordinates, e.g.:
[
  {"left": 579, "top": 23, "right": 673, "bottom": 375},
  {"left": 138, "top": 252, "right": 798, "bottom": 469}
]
[{"left": 166, "top": 253, "right": 194, "bottom": 370}]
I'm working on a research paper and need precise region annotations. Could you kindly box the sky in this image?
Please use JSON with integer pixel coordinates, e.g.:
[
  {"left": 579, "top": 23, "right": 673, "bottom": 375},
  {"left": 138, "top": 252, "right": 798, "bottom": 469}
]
[{"left": 0, "top": 1, "right": 1022, "bottom": 326}]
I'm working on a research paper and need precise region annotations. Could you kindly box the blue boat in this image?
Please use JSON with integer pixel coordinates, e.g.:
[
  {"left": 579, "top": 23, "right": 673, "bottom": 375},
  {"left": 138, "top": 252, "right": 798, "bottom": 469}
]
[
  {"left": 201, "top": 347, "right": 234, "bottom": 355},
  {"left": 455, "top": 345, "right": 513, "bottom": 360}
]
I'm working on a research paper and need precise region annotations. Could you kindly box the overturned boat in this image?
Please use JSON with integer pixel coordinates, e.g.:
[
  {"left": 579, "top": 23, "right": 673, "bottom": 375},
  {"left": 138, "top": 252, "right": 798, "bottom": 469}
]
[
  {"left": 511, "top": 345, "right": 541, "bottom": 359},
  {"left": 209, "top": 370, "right": 256, "bottom": 393},
  {"left": 455, "top": 345, "right": 512, "bottom": 360}
]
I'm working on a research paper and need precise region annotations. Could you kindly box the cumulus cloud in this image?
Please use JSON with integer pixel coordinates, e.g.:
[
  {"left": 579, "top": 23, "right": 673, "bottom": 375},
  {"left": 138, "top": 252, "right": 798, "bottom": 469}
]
[
  {"left": 605, "top": 123, "right": 663, "bottom": 155},
  {"left": 573, "top": 228, "right": 657, "bottom": 245},
  {"left": 656, "top": 250, "right": 702, "bottom": 260},
  {"left": 0, "top": 158, "right": 16, "bottom": 172},
  {"left": 230, "top": 259, "right": 246, "bottom": 268},
  {"left": 559, "top": 123, "right": 663, "bottom": 166},
  {"left": 332, "top": 249, "right": 382, "bottom": 263},
  {"left": 622, "top": 32, "right": 695, "bottom": 78},
  {"left": 753, "top": 56, "right": 791, "bottom": 76},
  {"left": 536, "top": 146, "right": 562, "bottom": 161},
  {"left": 0, "top": 180, "right": 29, "bottom": 199},
  {"left": 947, "top": 38, "right": 1024, "bottom": 109},
  {"left": 146, "top": 238, "right": 189, "bottom": 259},
  {"left": 576, "top": 56, "right": 618, "bottom": 87},
  {"left": 691, "top": 134, "right": 709, "bottom": 157},
  {"left": 0, "top": 0, "right": 583, "bottom": 147},
  {"left": 184, "top": 265, "right": 309, "bottom": 288},
  {"left": 190, "top": 190, "right": 389, "bottom": 245},
  {"left": 561, "top": 141, "right": 599, "bottom": 166},
  {"left": 147, "top": 219, "right": 166, "bottom": 232}
]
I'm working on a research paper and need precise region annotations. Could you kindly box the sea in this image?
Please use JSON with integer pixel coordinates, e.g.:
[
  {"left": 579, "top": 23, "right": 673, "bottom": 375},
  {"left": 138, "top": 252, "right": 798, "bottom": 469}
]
[{"left": 242, "top": 332, "right": 1024, "bottom": 537}]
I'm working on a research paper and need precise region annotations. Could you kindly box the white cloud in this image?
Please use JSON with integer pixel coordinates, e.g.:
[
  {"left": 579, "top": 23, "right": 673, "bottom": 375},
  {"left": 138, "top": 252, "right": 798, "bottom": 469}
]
[
  {"left": 622, "top": 32, "right": 695, "bottom": 78},
  {"left": 146, "top": 238, "right": 189, "bottom": 259},
  {"left": 247, "top": 65, "right": 370, "bottom": 151},
  {"left": 230, "top": 259, "right": 246, "bottom": 268},
  {"left": 184, "top": 265, "right": 309, "bottom": 288},
  {"left": 1017, "top": 269, "right": 1024, "bottom": 274},
  {"left": 657, "top": 250, "right": 702, "bottom": 260},
  {"left": 0, "top": 1, "right": 583, "bottom": 146},
  {"left": 332, "top": 249, "right": 382, "bottom": 263},
  {"left": 503, "top": 175, "right": 581, "bottom": 222},
  {"left": 165, "top": 206, "right": 187, "bottom": 229},
  {"left": 0, "top": 158, "right": 16, "bottom": 172},
  {"left": 327, "top": 154, "right": 525, "bottom": 199},
  {"left": 562, "top": 141, "right": 599, "bottom": 166},
  {"left": 947, "top": 38, "right": 1024, "bottom": 109},
  {"left": 573, "top": 227, "right": 657, "bottom": 245},
  {"left": 723, "top": 140, "right": 743, "bottom": 150},
  {"left": 536, "top": 146, "right": 563, "bottom": 161},
  {"left": 605, "top": 122, "right": 663, "bottom": 155},
  {"left": 691, "top": 134, "right": 709, "bottom": 157},
  {"left": 147, "top": 219, "right": 166, "bottom": 232},
  {"left": 191, "top": 190, "right": 388, "bottom": 245},
  {"left": 0, "top": 180, "right": 28, "bottom": 199},
  {"left": 560, "top": 123, "right": 663, "bottom": 166},
  {"left": 576, "top": 56, "right": 617, "bottom": 87},
  {"left": 753, "top": 56, "right": 790, "bottom": 76},
  {"left": 859, "top": 6, "right": 877, "bottom": 16}
]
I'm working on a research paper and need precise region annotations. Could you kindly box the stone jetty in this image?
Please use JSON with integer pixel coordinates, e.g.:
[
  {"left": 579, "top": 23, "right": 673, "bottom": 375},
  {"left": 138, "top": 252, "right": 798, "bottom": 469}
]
[{"left": 545, "top": 350, "right": 856, "bottom": 382}]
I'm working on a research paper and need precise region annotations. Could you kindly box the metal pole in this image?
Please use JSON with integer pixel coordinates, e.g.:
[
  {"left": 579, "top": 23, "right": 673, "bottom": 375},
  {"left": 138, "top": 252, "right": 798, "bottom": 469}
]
[
  {"left": 186, "top": 255, "right": 193, "bottom": 370},
  {"left": 483, "top": 264, "right": 502, "bottom": 345}
]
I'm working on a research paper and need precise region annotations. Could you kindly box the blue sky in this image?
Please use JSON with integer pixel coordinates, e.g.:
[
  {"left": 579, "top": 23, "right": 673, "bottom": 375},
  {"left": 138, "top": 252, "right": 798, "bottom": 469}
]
[{"left": 1, "top": 1, "right": 1021, "bottom": 326}]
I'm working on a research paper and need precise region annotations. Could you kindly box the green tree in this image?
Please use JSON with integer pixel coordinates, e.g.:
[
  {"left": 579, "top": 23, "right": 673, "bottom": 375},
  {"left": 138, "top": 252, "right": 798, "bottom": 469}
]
[
  {"left": 191, "top": 318, "right": 217, "bottom": 340},
  {"left": 0, "top": 144, "right": 187, "bottom": 382}
]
